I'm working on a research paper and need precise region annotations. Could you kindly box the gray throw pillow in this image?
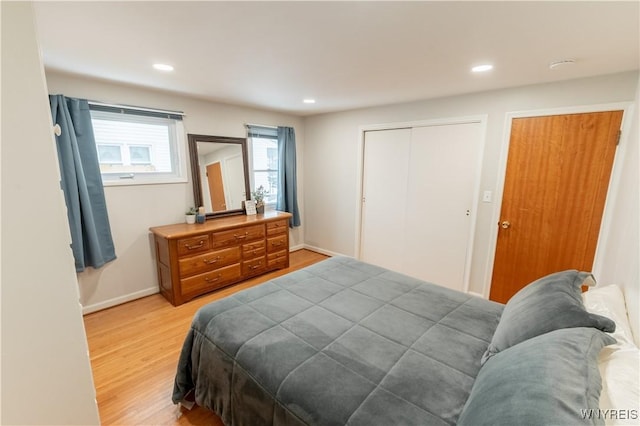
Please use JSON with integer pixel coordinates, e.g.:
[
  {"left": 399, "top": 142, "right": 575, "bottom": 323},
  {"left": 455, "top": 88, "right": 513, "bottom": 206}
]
[
  {"left": 482, "top": 270, "right": 615, "bottom": 364},
  {"left": 458, "top": 327, "right": 616, "bottom": 426}
]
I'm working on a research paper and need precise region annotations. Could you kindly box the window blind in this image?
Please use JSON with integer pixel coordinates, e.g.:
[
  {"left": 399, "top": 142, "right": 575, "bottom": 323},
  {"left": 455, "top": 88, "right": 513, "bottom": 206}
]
[
  {"left": 88, "top": 102, "right": 184, "bottom": 120},
  {"left": 247, "top": 125, "right": 277, "bottom": 140}
]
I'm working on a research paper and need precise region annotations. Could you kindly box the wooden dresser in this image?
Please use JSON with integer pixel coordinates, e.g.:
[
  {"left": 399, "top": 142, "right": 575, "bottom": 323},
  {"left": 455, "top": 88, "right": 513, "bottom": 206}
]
[{"left": 150, "top": 211, "right": 292, "bottom": 306}]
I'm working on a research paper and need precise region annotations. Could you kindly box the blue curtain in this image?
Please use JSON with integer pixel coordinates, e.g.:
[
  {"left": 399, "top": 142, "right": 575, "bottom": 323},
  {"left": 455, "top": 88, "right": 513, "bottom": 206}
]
[
  {"left": 276, "top": 127, "right": 301, "bottom": 227},
  {"left": 49, "top": 95, "right": 116, "bottom": 272}
]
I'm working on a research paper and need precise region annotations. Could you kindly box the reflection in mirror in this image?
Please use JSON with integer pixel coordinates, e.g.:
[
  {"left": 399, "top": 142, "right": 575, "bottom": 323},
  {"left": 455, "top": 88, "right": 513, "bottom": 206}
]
[
  {"left": 197, "top": 142, "right": 245, "bottom": 211},
  {"left": 188, "top": 134, "right": 251, "bottom": 218}
]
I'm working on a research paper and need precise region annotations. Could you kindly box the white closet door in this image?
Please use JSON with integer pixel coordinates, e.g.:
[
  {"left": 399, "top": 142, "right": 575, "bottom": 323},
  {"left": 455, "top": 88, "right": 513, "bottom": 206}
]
[
  {"left": 403, "top": 123, "right": 481, "bottom": 291},
  {"left": 360, "top": 128, "right": 411, "bottom": 272}
]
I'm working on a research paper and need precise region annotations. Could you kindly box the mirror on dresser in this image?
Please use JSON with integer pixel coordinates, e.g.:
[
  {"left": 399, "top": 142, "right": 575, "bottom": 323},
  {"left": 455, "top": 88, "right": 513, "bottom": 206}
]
[{"left": 188, "top": 134, "right": 251, "bottom": 218}]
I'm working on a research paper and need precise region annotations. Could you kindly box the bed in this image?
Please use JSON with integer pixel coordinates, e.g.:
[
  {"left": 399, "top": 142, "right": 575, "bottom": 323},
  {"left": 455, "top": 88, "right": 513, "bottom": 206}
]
[{"left": 173, "top": 256, "right": 636, "bottom": 425}]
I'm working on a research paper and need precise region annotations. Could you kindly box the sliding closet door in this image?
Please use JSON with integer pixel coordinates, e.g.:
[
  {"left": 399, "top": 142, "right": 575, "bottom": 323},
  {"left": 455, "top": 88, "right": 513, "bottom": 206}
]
[
  {"left": 360, "top": 121, "right": 482, "bottom": 292},
  {"left": 360, "top": 128, "right": 411, "bottom": 272},
  {"left": 403, "top": 123, "right": 482, "bottom": 291}
]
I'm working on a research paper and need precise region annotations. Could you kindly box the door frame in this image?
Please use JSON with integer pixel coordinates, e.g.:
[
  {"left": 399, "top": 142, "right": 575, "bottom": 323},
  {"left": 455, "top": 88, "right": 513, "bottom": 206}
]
[
  {"left": 482, "top": 102, "right": 634, "bottom": 298},
  {"left": 355, "top": 115, "right": 488, "bottom": 293}
]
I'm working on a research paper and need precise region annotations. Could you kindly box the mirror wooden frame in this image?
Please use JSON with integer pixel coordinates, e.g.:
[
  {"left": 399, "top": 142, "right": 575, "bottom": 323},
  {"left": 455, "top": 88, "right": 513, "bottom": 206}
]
[{"left": 188, "top": 134, "right": 251, "bottom": 219}]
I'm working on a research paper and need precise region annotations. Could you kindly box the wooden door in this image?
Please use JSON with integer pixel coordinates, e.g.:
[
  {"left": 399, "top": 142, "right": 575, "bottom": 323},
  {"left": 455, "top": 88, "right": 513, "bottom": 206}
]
[
  {"left": 489, "top": 111, "right": 622, "bottom": 303},
  {"left": 206, "top": 162, "right": 227, "bottom": 212}
]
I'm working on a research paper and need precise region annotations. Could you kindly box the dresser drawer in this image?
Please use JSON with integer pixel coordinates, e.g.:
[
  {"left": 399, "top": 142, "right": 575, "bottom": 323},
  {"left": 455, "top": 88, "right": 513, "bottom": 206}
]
[
  {"left": 213, "top": 225, "right": 265, "bottom": 249},
  {"left": 267, "top": 219, "right": 288, "bottom": 236},
  {"left": 180, "top": 264, "right": 241, "bottom": 296},
  {"left": 242, "top": 240, "right": 266, "bottom": 259},
  {"left": 178, "top": 246, "right": 241, "bottom": 278},
  {"left": 242, "top": 256, "right": 266, "bottom": 276},
  {"left": 267, "top": 251, "right": 288, "bottom": 268},
  {"left": 177, "top": 234, "right": 211, "bottom": 256},
  {"left": 267, "top": 234, "right": 287, "bottom": 253}
]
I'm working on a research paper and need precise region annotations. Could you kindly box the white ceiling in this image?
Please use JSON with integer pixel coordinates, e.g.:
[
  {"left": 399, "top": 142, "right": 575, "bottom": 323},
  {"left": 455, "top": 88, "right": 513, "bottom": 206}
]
[{"left": 34, "top": 1, "right": 639, "bottom": 116}]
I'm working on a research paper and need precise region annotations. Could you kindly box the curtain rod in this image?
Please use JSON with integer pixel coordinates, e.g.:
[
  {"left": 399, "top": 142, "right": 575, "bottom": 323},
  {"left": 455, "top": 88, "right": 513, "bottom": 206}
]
[
  {"left": 246, "top": 123, "right": 277, "bottom": 129},
  {"left": 88, "top": 100, "right": 185, "bottom": 116}
]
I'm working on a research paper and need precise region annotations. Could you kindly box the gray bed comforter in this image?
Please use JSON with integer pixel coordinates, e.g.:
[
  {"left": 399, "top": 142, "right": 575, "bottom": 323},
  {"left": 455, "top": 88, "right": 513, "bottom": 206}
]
[{"left": 173, "top": 256, "right": 504, "bottom": 425}]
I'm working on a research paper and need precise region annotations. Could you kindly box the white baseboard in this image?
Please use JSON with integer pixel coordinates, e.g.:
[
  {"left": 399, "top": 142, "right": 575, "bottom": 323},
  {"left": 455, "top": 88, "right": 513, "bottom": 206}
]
[
  {"left": 302, "top": 244, "right": 349, "bottom": 258},
  {"left": 82, "top": 286, "right": 159, "bottom": 315},
  {"left": 289, "top": 243, "right": 305, "bottom": 252},
  {"left": 467, "top": 291, "right": 486, "bottom": 299}
]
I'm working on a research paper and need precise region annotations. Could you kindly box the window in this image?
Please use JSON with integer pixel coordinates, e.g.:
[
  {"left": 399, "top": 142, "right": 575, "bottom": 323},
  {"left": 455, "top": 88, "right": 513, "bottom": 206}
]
[
  {"left": 97, "top": 144, "right": 123, "bottom": 164},
  {"left": 248, "top": 126, "right": 279, "bottom": 205},
  {"left": 129, "top": 145, "right": 152, "bottom": 164},
  {"left": 89, "top": 104, "right": 186, "bottom": 185}
]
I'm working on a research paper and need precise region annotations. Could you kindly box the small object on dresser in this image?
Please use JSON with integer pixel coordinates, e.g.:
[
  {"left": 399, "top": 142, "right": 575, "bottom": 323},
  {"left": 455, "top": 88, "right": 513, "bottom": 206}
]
[
  {"left": 196, "top": 206, "right": 206, "bottom": 224},
  {"left": 252, "top": 185, "right": 267, "bottom": 214},
  {"left": 244, "top": 199, "right": 257, "bottom": 215},
  {"left": 185, "top": 207, "right": 197, "bottom": 224}
]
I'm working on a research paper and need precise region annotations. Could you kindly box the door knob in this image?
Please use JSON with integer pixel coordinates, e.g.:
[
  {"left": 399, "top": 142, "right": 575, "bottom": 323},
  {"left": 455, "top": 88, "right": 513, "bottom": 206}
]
[{"left": 500, "top": 221, "right": 511, "bottom": 229}]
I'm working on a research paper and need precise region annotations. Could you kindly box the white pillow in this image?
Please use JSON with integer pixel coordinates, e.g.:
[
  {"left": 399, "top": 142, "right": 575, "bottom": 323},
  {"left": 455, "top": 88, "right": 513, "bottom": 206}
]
[
  {"left": 597, "top": 347, "right": 640, "bottom": 426},
  {"left": 582, "top": 285, "right": 636, "bottom": 350},
  {"left": 583, "top": 285, "right": 640, "bottom": 425}
]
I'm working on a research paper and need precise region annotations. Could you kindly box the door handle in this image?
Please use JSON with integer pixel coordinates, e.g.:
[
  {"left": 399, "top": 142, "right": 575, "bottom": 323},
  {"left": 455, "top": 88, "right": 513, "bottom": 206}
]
[{"left": 500, "top": 221, "right": 511, "bottom": 229}]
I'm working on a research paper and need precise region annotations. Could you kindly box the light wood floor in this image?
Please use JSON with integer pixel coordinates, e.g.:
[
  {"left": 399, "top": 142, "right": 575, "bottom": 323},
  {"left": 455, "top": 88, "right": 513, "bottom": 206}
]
[{"left": 83, "top": 249, "right": 329, "bottom": 425}]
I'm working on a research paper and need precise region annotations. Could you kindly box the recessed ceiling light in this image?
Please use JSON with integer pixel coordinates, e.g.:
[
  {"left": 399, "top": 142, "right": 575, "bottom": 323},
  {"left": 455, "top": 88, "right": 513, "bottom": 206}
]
[
  {"left": 153, "top": 63, "right": 174, "bottom": 72},
  {"left": 303, "top": 99, "right": 316, "bottom": 104},
  {"left": 472, "top": 64, "right": 493, "bottom": 73}
]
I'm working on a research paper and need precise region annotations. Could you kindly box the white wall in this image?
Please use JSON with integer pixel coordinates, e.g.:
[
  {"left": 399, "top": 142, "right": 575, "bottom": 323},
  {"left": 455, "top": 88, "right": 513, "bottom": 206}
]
[
  {"left": 1, "top": 3, "right": 100, "bottom": 424},
  {"left": 597, "top": 76, "right": 640, "bottom": 344},
  {"left": 303, "top": 71, "right": 639, "bottom": 299},
  {"left": 46, "top": 71, "right": 305, "bottom": 313}
]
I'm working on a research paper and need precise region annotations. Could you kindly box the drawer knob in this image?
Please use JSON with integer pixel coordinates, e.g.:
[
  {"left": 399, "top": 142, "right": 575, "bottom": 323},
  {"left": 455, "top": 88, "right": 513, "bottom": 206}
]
[
  {"left": 234, "top": 232, "right": 249, "bottom": 240},
  {"left": 203, "top": 256, "right": 221, "bottom": 264}
]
